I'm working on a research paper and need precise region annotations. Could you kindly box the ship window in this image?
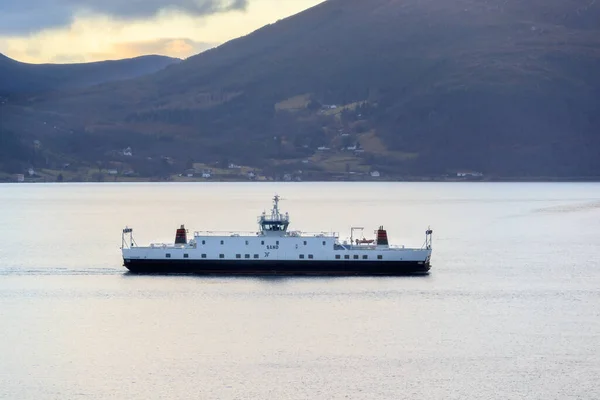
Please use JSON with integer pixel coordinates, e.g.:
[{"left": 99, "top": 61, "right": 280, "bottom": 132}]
[
  {"left": 201, "top": 254, "right": 207, "bottom": 259},
  {"left": 377, "top": 255, "right": 383, "bottom": 260},
  {"left": 219, "top": 254, "right": 225, "bottom": 259},
  {"left": 276, "top": 241, "right": 279, "bottom": 245},
  {"left": 236, "top": 254, "right": 241, "bottom": 259},
  {"left": 322, "top": 241, "right": 326, "bottom": 246},
  {"left": 166, "top": 253, "right": 171, "bottom": 258},
  {"left": 184, "top": 254, "right": 189, "bottom": 258},
  {"left": 362, "top": 255, "right": 368, "bottom": 260},
  {"left": 308, "top": 254, "right": 314, "bottom": 259},
  {"left": 353, "top": 255, "right": 359, "bottom": 259},
  {"left": 245, "top": 240, "right": 249, "bottom": 245},
  {"left": 299, "top": 254, "right": 305, "bottom": 259},
  {"left": 254, "top": 254, "right": 259, "bottom": 259},
  {"left": 261, "top": 240, "right": 264, "bottom": 245},
  {"left": 303, "top": 241, "right": 307, "bottom": 245},
  {"left": 335, "top": 255, "right": 341, "bottom": 259},
  {"left": 245, "top": 254, "right": 250, "bottom": 259},
  {"left": 202, "top": 240, "right": 205, "bottom": 245},
  {"left": 344, "top": 255, "right": 350, "bottom": 260},
  {"left": 220, "top": 240, "right": 224, "bottom": 245}
]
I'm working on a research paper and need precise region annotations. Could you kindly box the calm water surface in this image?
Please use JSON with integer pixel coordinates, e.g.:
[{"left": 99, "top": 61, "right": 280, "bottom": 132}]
[{"left": 1, "top": 183, "right": 599, "bottom": 399}]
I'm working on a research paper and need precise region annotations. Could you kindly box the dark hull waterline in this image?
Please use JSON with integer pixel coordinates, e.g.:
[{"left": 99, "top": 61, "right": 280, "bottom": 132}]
[{"left": 124, "top": 259, "right": 431, "bottom": 275}]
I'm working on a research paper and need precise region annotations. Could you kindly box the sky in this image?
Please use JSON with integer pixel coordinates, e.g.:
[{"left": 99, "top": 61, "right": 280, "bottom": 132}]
[{"left": 0, "top": 0, "right": 324, "bottom": 64}]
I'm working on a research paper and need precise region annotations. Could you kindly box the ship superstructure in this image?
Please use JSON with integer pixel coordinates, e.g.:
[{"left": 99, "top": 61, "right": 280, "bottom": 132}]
[{"left": 121, "top": 195, "right": 433, "bottom": 275}]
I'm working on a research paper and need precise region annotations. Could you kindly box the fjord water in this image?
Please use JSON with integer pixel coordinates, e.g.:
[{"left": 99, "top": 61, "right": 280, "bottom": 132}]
[{"left": 1, "top": 182, "right": 599, "bottom": 399}]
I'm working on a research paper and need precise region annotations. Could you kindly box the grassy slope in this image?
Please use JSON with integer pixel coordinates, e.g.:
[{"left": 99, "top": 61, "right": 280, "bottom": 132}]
[{"left": 0, "top": 54, "right": 181, "bottom": 94}]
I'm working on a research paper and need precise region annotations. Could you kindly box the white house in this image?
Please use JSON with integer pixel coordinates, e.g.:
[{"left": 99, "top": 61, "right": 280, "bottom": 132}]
[
  {"left": 370, "top": 171, "right": 381, "bottom": 178},
  {"left": 457, "top": 171, "right": 483, "bottom": 178},
  {"left": 123, "top": 147, "right": 133, "bottom": 156}
]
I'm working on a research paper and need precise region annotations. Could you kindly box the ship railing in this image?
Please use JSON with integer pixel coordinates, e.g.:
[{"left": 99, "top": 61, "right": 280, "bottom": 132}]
[
  {"left": 258, "top": 215, "right": 290, "bottom": 223},
  {"left": 288, "top": 231, "right": 339, "bottom": 238},
  {"left": 193, "top": 230, "right": 262, "bottom": 237},
  {"left": 148, "top": 243, "right": 187, "bottom": 248}
]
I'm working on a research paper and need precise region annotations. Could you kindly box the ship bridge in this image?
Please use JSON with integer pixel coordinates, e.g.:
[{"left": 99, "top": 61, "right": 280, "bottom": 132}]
[{"left": 258, "top": 195, "right": 289, "bottom": 236}]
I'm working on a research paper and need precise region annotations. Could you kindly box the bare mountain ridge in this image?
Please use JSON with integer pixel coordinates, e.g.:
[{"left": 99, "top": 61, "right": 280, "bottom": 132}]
[{"left": 4, "top": 0, "right": 600, "bottom": 178}]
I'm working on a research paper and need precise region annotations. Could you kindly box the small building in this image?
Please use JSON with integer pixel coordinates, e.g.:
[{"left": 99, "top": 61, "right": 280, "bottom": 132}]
[
  {"left": 27, "top": 168, "right": 35, "bottom": 176},
  {"left": 457, "top": 171, "right": 483, "bottom": 178},
  {"left": 122, "top": 147, "right": 133, "bottom": 156},
  {"left": 106, "top": 169, "right": 118, "bottom": 175},
  {"left": 317, "top": 146, "right": 330, "bottom": 151},
  {"left": 15, "top": 174, "right": 25, "bottom": 182},
  {"left": 370, "top": 171, "right": 381, "bottom": 178},
  {"left": 228, "top": 163, "right": 241, "bottom": 169},
  {"left": 247, "top": 171, "right": 256, "bottom": 180}
]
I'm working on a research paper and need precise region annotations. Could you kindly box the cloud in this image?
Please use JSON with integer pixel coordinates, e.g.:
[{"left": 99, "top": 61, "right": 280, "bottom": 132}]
[{"left": 0, "top": 0, "right": 248, "bottom": 34}]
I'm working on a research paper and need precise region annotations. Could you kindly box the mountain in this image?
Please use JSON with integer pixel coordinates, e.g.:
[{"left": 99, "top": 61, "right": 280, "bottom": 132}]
[
  {"left": 0, "top": 53, "right": 181, "bottom": 94},
  {"left": 3, "top": 0, "right": 600, "bottom": 179}
]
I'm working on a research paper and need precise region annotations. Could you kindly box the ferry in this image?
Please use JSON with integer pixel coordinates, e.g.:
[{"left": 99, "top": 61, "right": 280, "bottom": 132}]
[{"left": 121, "top": 195, "right": 433, "bottom": 275}]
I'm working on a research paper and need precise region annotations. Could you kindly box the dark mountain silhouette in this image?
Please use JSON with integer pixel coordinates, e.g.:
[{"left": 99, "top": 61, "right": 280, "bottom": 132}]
[
  {"left": 0, "top": 53, "right": 181, "bottom": 94},
  {"left": 3, "top": 0, "right": 600, "bottom": 179}
]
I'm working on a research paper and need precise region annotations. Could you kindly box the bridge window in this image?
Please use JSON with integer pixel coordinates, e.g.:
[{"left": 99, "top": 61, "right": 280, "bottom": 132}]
[
  {"left": 254, "top": 254, "right": 259, "bottom": 259},
  {"left": 303, "top": 241, "right": 307, "bottom": 245},
  {"left": 377, "top": 255, "right": 383, "bottom": 260},
  {"left": 261, "top": 240, "right": 264, "bottom": 245},
  {"left": 184, "top": 254, "right": 189, "bottom": 258},
  {"left": 362, "top": 255, "right": 368, "bottom": 260},
  {"left": 202, "top": 240, "right": 205, "bottom": 245},
  {"left": 276, "top": 241, "right": 279, "bottom": 245},
  {"left": 299, "top": 254, "right": 305, "bottom": 259},
  {"left": 201, "top": 254, "right": 207, "bottom": 259},
  {"left": 245, "top": 240, "right": 249, "bottom": 245},
  {"left": 220, "top": 240, "right": 224, "bottom": 245},
  {"left": 335, "top": 255, "right": 341, "bottom": 259},
  {"left": 245, "top": 254, "right": 250, "bottom": 259},
  {"left": 308, "top": 254, "right": 314, "bottom": 259},
  {"left": 353, "top": 255, "right": 359, "bottom": 259},
  {"left": 236, "top": 254, "right": 241, "bottom": 259},
  {"left": 322, "top": 241, "right": 326, "bottom": 246},
  {"left": 166, "top": 253, "right": 171, "bottom": 258},
  {"left": 344, "top": 255, "right": 350, "bottom": 260},
  {"left": 219, "top": 254, "right": 224, "bottom": 259}
]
